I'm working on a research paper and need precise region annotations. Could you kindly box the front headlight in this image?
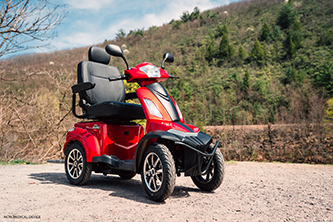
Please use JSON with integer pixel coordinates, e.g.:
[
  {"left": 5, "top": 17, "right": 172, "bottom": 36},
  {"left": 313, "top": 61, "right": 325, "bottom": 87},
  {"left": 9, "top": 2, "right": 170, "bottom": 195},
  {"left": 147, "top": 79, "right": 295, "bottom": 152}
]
[
  {"left": 139, "top": 65, "right": 161, "bottom": 77},
  {"left": 143, "top": 98, "right": 163, "bottom": 118}
]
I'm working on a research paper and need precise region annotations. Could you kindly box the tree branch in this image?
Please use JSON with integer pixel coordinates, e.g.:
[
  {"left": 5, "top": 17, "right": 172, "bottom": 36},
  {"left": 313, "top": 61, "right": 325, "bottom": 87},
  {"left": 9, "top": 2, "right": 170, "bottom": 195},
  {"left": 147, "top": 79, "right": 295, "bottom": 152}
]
[{"left": 0, "top": 0, "right": 67, "bottom": 58}]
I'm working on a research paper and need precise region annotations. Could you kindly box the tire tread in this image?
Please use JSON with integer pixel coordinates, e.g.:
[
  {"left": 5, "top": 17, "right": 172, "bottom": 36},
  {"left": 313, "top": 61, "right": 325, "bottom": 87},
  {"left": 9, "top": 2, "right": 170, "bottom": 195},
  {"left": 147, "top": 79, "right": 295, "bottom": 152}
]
[
  {"left": 65, "top": 142, "right": 92, "bottom": 185},
  {"left": 191, "top": 149, "right": 225, "bottom": 191},
  {"left": 141, "top": 143, "right": 176, "bottom": 202}
]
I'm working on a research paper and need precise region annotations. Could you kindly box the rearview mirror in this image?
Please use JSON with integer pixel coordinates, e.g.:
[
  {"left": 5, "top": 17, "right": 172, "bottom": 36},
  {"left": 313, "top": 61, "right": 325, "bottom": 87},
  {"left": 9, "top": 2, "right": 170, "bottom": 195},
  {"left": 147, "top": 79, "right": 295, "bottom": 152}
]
[
  {"left": 105, "top": 44, "right": 129, "bottom": 69},
  {"left": 105, "top": 44, "right": 124, "bottom": 57},
  {"left": 161, "top": 53, "right": 174, "bottom": 69}
]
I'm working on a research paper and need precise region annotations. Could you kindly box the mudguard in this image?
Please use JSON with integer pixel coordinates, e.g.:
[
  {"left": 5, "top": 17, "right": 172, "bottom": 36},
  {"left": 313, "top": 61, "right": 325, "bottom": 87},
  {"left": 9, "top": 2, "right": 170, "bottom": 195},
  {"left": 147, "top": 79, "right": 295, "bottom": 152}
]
[
  {"left": 134, "top": 130, "right": 181, "bottom": 172},
  {"left": 63, "top": 127, "right": 101, "bottom": 162},
  {"left": 134, "top": 129, "right": 218, "bottom": 176}
]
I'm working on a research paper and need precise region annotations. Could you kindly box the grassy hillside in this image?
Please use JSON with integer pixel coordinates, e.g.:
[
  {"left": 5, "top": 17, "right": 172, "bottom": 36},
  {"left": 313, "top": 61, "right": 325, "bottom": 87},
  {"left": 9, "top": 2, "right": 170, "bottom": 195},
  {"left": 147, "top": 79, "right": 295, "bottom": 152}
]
[{"left": 0, "top": 0, "right": 332, "bottom": 162}]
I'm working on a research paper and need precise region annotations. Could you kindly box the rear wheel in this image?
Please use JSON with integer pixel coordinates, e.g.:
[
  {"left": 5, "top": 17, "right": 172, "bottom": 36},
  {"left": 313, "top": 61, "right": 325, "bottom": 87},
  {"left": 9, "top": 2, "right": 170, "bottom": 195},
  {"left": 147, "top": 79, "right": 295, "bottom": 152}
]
[
  {"left": 141, "top": 143, "right": 176, "bottom": 202},
  {"left": 191, "top": 149, "right": 225, "bottom": 191},
  {"left": 65, "top": 142, "right": 92, "bottom": 185}
]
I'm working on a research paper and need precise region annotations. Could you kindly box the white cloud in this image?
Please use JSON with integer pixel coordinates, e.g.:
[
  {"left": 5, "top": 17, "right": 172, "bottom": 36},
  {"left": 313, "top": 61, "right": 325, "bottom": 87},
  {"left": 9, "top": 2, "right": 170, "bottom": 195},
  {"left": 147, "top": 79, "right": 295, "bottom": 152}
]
[
  {"left": 41, "top": 0, "right": 232, "bottom": 52},
  {"left": 103, "top": 0, "right": 227, "bottom": 36},
  {"left": 65, "top": 0, "right": 114, "bottom": 10},
  {"left": 63, "top": 32, "right": 96, "bottom": 46}
]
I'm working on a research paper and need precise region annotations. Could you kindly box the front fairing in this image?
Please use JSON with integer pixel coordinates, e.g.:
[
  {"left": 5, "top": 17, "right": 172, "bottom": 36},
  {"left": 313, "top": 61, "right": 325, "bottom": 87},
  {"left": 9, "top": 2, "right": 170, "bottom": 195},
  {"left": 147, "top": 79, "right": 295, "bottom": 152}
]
[
  {"left": 136, "top": 82, "right": 199, "bottom": 134},
  {"left": 126, "top": 62, "right": 200, "bottom": 134}
]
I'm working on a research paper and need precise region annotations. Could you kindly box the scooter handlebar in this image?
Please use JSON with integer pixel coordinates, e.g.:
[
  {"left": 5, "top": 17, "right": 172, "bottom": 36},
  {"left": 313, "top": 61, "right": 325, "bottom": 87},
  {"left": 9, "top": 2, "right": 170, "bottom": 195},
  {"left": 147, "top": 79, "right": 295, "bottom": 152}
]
[
  {"left": 168, "top": 74, "right": 179, "bottom": 79},
  {"left": 109, "top": 73, "right": 179, "bottom": 83}
]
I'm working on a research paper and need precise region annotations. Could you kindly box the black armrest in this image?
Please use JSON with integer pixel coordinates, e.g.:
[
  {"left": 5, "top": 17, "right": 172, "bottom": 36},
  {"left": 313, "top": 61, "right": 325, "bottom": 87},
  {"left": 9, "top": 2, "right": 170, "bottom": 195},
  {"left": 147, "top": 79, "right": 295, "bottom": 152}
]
[
  {"left": 71, "top": 82, "right": 95, "bottom": 93},
  {"left": 125, "top": 92, "right": 138, "bottom": 100}
]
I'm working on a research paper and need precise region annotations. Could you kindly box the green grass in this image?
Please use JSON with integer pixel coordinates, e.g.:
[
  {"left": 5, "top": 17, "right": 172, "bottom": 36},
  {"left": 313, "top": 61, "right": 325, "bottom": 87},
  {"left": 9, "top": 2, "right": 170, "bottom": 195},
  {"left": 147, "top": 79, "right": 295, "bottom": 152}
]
[
  {"left": 0, "top": 159, "right": 38, "bottom": 165},
  {"left": 225, "top": 160, "right": 238, "bottom": 165}
]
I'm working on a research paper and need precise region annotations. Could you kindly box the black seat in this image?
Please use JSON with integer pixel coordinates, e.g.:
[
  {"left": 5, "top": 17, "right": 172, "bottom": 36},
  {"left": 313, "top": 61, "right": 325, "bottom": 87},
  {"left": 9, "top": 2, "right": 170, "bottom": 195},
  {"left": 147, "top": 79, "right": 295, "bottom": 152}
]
[{"left": 71, "top": 46, "right": 145, "bottom": 121}]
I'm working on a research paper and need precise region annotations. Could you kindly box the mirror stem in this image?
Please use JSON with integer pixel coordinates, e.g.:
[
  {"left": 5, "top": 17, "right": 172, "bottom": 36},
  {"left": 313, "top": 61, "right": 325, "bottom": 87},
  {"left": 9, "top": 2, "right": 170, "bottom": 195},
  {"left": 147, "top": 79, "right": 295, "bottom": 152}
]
[
  {"left": 122, "top": 56, "right": 129, "bottom": 70},
  {"left": 161, "top": 58, "right": 166, "bottom": 69},
  {"left": 125, "top": 59, "right": 129, "bottom": 70}
]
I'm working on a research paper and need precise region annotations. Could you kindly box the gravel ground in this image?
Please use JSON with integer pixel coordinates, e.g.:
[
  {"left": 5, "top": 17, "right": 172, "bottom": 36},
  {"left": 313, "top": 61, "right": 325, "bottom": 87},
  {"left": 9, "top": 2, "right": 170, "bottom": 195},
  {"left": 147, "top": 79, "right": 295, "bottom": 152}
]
[{"left": 0, "top": 162, "right": 332, "bottom": 221}]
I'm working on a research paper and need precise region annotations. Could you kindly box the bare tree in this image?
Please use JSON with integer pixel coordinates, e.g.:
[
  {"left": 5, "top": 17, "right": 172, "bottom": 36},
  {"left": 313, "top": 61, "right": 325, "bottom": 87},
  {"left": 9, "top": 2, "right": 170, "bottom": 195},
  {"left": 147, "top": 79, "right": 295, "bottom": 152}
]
[{"left": 0, "top": 0, "right": 67, "bottom": 58}]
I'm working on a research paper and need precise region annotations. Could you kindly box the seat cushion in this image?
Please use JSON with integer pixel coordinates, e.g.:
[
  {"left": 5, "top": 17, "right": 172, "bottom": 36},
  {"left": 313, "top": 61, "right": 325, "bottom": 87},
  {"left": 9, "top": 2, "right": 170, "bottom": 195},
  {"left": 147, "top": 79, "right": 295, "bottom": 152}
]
[{"left": 86, "top": 101, "right": 145, "bottom": 121}]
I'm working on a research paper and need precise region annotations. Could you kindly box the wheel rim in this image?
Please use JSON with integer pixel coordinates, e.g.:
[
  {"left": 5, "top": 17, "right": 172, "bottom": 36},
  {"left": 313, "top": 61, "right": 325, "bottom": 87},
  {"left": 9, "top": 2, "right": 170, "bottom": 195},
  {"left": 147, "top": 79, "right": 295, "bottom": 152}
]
[
  {"left": 143, "top": 152, "right": 163, "bottom": 192},
  {"left": 198, "top": 158, "right": 215, "bottom": 183},
  {"left": 67, "top": 148, "right": 84, "bottom": 179}
]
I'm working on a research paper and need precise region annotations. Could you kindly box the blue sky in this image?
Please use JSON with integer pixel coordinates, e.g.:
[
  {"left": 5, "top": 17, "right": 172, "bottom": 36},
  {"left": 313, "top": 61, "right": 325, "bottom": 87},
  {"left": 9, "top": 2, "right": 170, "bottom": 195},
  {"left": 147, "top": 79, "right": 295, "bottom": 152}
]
[{"left": 9, "top": 0, "right": 241, "bottom": 57}]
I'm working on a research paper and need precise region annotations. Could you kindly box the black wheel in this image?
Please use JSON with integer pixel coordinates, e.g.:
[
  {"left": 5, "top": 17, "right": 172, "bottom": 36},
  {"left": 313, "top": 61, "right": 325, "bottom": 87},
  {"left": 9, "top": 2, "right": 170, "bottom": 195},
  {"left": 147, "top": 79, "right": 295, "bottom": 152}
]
[
  {"left": 65, "top": 142, "right": 92, "bottom": 185},
  {"left": 191, "top": 148, "right": 225, "bottom": 191},
  {"left": 118, "top": 171, "right": 136, "bottom": 179},
  {"left": 141, "top": 143, "right": 176, "bottom": 202}
]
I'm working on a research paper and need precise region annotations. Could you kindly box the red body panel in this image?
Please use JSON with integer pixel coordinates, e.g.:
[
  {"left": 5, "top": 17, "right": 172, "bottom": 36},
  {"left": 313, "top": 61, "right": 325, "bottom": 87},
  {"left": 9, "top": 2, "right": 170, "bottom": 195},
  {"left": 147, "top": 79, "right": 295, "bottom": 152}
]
[
  {"left": 107, "top": 124, "right": 144, "bottom": 160},
  {"left": 64, "top": 122, "right": 144, "bottom": 161},
  {"left": 64, "top": 123, "right": 101, "bottom": 162},
  {"left": 136, "top": 84, "right": 198, "bottom": 134},
  {"left": 136, "top": 87, "right": 172, "bottom": 122},
  {"left": 147, "top": 121, "right": 199, "bottom": 133}
]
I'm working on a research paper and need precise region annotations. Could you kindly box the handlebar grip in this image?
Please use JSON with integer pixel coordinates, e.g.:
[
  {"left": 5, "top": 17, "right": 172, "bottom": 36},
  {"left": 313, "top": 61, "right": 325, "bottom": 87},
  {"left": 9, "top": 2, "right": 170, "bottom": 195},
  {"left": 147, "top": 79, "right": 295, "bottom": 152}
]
[{"left": 168, "top": 74, "right": 179, "bottom": 79}]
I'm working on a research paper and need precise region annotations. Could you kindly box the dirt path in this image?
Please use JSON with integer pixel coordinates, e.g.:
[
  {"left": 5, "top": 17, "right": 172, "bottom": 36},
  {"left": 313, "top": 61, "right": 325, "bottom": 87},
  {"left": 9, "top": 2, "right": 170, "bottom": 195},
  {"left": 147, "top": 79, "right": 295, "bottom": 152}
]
[{"left": 0, "top": 162, "right": 332, "bottom": 221}]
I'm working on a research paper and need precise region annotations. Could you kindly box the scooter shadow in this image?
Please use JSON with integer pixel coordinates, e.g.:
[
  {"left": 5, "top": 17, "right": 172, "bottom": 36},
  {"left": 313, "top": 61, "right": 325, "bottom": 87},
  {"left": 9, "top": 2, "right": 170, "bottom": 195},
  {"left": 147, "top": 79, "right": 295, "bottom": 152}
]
[{"left": 29, "top": 171, "right": 201, "bottom": 204}]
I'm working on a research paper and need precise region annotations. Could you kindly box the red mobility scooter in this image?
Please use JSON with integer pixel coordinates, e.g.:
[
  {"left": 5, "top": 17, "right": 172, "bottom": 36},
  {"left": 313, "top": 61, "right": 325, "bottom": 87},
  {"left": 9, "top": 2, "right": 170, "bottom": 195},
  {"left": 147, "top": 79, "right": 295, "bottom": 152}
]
[{"left": 63, "top": 44, "right": 225, "bottom": 201}]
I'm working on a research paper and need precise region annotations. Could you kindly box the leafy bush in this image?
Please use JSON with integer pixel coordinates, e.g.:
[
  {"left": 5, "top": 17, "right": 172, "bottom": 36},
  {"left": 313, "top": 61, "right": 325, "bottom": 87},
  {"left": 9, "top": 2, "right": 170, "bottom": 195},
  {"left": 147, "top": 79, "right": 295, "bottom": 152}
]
[{"left": 250, "top": 39, "right": 265, "bottom": 65}]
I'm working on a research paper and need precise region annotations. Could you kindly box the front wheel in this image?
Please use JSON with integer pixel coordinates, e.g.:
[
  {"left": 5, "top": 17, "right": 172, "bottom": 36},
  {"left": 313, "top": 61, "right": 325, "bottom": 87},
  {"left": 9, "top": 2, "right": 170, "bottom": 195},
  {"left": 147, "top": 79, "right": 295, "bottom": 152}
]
[
  {"left": 65, "top": 142, "right": 92, "bottom": 185},
  {"left": 191, "top": 149, "right": 225, "bottom": 191},
  {"left": 141, "top": 143, "right": 176, "bottom": 202}
]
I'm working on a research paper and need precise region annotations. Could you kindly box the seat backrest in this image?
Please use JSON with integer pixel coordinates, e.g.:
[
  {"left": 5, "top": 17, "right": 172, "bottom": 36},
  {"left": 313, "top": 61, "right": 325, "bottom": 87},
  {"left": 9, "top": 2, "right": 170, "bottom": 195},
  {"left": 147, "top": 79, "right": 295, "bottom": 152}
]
[{"left": 77, "top": 46, "right": 126, "bottom": 107}]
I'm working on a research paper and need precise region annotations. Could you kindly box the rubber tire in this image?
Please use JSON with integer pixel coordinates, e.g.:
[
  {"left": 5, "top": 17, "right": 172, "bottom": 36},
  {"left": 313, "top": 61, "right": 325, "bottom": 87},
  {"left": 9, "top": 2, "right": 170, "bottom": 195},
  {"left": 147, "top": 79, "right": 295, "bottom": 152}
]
[
  {"left": 118, "top": 171, "right": 136, "bottom": 180},
  {"left": 191, "top": 149, "right": 225, "bottom": 191},
  {"left": 141, "top": 143, "right": 176, "bottom": 202},
  {"left": 65, "top": 142, "right": 92, "bottom": 185}
]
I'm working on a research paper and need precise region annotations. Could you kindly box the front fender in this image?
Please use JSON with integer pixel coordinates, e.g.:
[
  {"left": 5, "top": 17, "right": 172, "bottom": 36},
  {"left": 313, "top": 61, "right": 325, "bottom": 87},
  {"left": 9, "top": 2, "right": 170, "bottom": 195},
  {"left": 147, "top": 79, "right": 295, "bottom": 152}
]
[
  {"left": 134, "top": 130, "right": 181, "bottom": 172},
  {"left": 63, "top": 127, "right": 101, "bottom": 162}
]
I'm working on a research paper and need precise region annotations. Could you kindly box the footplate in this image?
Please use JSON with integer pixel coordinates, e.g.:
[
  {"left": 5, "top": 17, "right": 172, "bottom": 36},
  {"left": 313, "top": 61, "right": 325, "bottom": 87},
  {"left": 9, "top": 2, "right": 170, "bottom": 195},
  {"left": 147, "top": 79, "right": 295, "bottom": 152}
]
[{"left": 92, "top": 155, "right": 134, "bottom": 172}]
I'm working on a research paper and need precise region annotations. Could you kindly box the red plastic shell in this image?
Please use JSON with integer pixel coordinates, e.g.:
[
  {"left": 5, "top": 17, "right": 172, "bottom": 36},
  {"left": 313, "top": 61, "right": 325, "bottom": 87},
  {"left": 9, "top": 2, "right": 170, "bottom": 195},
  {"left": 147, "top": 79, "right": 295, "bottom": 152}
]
[
  {"left": 125, "top": 63, "right": 169, "bottom": 86},
  {"left": 135, "top": 86, "right": 199, "bottom": 134},
  {"left": 63, "top": 122, "right": 101, "bottom": 162},
  {"left": 136, "top": 87, "right": 172, "bottom": 122},
  {"left": 63, "top": 122, "right": 144, "bottom": 161}
]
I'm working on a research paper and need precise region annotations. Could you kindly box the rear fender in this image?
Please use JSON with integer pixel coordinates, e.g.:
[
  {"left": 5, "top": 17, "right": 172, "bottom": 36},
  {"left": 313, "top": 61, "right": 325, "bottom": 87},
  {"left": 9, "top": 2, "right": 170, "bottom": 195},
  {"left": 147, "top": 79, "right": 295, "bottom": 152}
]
[
  {"left": 134, "top": 130, "right": 180, "bottom": 172},
  {"left": 63, "top": 127, "right": 101, "bottom": 162}
]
